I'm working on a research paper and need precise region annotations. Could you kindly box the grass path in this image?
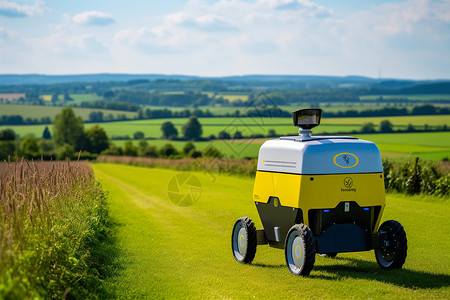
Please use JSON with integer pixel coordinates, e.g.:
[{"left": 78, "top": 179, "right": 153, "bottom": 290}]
[{"left": 92, "top": 163, "right": 450, "bottom": 299}]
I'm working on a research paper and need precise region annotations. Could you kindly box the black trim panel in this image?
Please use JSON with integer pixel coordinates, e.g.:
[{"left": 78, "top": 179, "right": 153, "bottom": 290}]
[{"left": 255, "top": 197, "right": 303, "bottom": 246}]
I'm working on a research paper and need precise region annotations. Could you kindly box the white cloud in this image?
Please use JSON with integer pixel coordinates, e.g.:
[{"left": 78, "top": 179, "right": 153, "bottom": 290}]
[
  {"left": 165, "top": 12, "right": 237, "bottom": 31},
  {"left": 0, "top": 26, "right": 14, "bottom": 40},
  {"left": 260, "top": 0, "right": 332, "bottom": 16},
  {"left": 68, "top": 35, "right": 108, "bottom": 52},
  {"left": 0, "top": 0, "right": 47, "bottom": 18},
  {"left": 72, "top": 11, "right": 116, "bottom": 26}
]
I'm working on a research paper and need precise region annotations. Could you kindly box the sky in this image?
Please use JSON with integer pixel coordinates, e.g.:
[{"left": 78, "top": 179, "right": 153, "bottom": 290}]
[{"left": 0, "top": 0, "right": 449, "bottom": 79}]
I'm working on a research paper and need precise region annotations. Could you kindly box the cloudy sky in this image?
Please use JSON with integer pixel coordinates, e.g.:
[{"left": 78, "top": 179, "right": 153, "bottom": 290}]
[{"left": 1, "top": 0, "right": 449, "bottom": 79}]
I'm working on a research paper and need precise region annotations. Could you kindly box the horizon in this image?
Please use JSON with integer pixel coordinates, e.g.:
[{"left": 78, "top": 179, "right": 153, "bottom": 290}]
[{"left": 1, "top": 73, "right": 449, "bottom": 81}]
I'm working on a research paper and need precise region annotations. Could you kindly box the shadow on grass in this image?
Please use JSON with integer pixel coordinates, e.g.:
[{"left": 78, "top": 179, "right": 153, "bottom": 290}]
[
  {"left": 250, "top": 257, "right": 449, "bottom": 290},
  {"left": 312, "top": 257, "right": 450, "bottom": 289},
  {"left": 85, "top": 216, "right": 124, "bottom": 299},
  {"left": 252, "top": 263, "right": 285, "bottom": 269}
]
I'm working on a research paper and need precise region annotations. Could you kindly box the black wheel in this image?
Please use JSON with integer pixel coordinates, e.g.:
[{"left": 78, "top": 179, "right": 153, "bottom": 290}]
[
  {"left": 231, "top": 217, "right": 257, "bottom": 264},
  {"left": 375, "top": 220, "right": 407, "bottom": 269},
  {"left": 285, "top": 224, "right": 316, "bottom": 276},
  {"left": 319, "top": 253, "right": 338, "bottom": 258}
]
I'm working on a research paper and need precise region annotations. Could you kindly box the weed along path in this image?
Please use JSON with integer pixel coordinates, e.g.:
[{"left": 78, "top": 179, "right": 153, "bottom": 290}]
[{"left": 92, "top": 163, "right": 450, "bottom": 299}]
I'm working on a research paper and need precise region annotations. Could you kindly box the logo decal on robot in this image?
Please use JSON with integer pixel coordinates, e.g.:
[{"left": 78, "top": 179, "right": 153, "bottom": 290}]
[{"left": 333, "top": 153, "right": 359, "bottom": 168}]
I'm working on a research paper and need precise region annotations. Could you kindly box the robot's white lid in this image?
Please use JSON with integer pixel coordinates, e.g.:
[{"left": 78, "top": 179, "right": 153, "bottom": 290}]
[{"left": 257, "top": 136, "right": 383, "bottom": 175}]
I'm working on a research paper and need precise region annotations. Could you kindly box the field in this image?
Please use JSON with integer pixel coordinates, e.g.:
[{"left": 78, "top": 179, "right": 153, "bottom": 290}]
[
  {"left": 0, "top": 104, "right": 138, "bottom": 121},
  {"left": 110, "top": 131, "right": 450, "bottom": 161},
  {"left": 360, "top": 94, "right": 450, "bottom": 101},
  {"left": 3, "top": 114, "right": 446, "bottom": 138},
  {"left": 92, "top": 164, "right": 450, "bottom": 299}
]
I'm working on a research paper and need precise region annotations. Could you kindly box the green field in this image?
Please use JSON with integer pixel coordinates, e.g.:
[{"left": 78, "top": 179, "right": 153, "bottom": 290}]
[
  {"left": 69, "top": 93, "right": 103, "bottom": 105},
  {"left": 112, "top": 131, "right": 450, "bottom": 161},
  {"left": 0, "top": 104, "right": 138, "bottom": 121},
  {"left": 360, "top": 94, "right": 450, "bottom": 101},
  {"left": 92, "top": 164, "right": 450, "bottom": 299},
  {"left": 1, "top": 114, "right": 449, "bottom": 160}
]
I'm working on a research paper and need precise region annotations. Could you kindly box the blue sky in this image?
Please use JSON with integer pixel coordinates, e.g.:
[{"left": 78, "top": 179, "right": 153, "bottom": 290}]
[{"left": 0, "top": 0, "right": 449, "bottom": 79}]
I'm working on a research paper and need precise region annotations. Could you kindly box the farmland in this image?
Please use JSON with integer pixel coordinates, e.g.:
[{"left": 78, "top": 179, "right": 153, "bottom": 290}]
[
  {"left": 110, "top": 131, "right": 450, "bottom": 161},
  {"left": 93, "top": 164, "right": 450, "bottom": 299},
  {"left": 0, "top": 103, "right": 138, "bottom": 121},
  {"left": 360, "top": 94, "right": 450, "bottom": 101},
  {"left": 1, "top": 114, "right": 448, "bottom": 139},
  {"left": 1, "top": 113, "right": 448, "bottom": 161}
]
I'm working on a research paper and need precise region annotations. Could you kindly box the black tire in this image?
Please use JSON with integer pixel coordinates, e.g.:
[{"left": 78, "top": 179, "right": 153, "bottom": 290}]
[
  {"left": 375, "top": 220, "right": 407, "bottom": 269},
  {"left": 231, "top": 217, "right": 257, "bottom": 264},
  {"left": 285, "top": 224, "right": 316, "bottom": 276},
  {"left": 319, "top": 253, "right": 338, "bottom": 258}
]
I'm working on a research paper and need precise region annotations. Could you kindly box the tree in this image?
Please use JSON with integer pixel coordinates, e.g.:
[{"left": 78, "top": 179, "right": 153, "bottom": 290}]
[
  {"left": 134, "top": 131, "right": 145, "bottom": 140},
  {"left": 0, "top": 129, "right": 15, "bottom": 141},
  {"left": 203, "top": 145, "right": 223, "bottom": 158},
  {"left": 233, "top": 131, "right": 243, "bottom": 139},
  {"left": 89, "top": 111, "right": 104, "bottom": 122},
  {"left": 161, "top": 122, "right": 178, "bottom": 139},
  {"left": 140, "top": 145, "right": 158, "bottom": 158},
  {"left": 380, "top": 120, "right": 394, "bottom": 133},
  {"left": 42, "top": 126, "right": 52, "bottom": 139},
  {"left": 183, "top": 142, "right": 195, "bottom": 154},
  {"left": 20, "top": 136, "right": 41, "bottom": 159},
  {"left": 53, "top": 107, "right": 86, "bottom": 150},
  {"left": 51, "top": 93, "right": 59, "bottom": 103},
  {"left": 406, "top": 123, "right": 416, "bottom": 132},
  {"left": 85, "top": 125, "right": 109, "bottom": 154},
  {"left": 39, "top": 139, "right": 55, "bottom": 155},
  {"left": 64, "top": 93, "right": 73, "bottom": 101},
  {"left": 160, "top": 143, "right": 178, "bottom": 157},
  {"left": 56, "top": 144, "right": 74, "bottom": 160},
  {"left": 218, "top": 130, "right": 230, "bottom": 139},
  {"left": 123, "top": 141, "right": 137, "bottom": 156},
  {"left": 182, "top": 116, "right": 202, "bottom": 140},
  {"left": 268, "top": 129, "right": 276, "bottom": 137},
  {"left": 0, "top": 141, "right": 15, "bottom": 161},
  {"left": 360, "top": 122, "right": 376, "bottom": 133}
]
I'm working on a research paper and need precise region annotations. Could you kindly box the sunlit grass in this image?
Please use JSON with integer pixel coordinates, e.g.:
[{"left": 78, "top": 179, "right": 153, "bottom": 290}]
[{"left": 93, "top": 164, "right": 450, "bottom": 299}]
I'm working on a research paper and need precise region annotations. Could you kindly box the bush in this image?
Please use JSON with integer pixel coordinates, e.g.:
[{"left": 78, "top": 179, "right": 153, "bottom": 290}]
[
  {"left": 183, "top": 142, "right": 195, "bottom": 154},
  {"left": 203, "top": 145, "right": 223, "bottom": 158},
  {"left": 383, "top": 158, "right": 449, "bottom": 197},
  {"left": 56, "top": 143, "right": 75, "bottom": 160},
  {"left": 160, "top": 144, "right": 178, "bottom": 157}
]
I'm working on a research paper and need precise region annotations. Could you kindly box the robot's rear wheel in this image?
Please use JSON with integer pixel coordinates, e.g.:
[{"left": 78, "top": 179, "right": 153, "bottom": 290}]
[
  {"left": 375, "top": 220, "right": 407, "bottom": 269},
  {"left": 231, "top": 217, "right": 257, "bottom": 264},
  {"left": 285, "top": 224, "right": 316, "bottom": 276}
]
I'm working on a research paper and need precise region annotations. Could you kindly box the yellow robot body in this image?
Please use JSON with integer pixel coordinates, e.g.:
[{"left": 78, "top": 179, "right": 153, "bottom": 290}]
[{"left": 253, "top": 136, "right": 386, "bottom": 252}]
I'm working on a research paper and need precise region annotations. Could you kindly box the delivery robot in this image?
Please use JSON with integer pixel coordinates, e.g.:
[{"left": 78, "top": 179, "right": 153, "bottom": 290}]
[{"left": 231, "top": 108, "right": 407, "bottom": 276}]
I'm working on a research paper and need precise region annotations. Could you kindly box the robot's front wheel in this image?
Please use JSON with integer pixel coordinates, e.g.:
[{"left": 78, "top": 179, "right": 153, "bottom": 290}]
[
  {"left": 231, "top": 217, "right": 257, "bottom": 264},
  {"left": 285, "top": 224, "right": 316, "bottom": 276},
  {"left": 375, "top": 220, "right": 407, "bottom": 269}
]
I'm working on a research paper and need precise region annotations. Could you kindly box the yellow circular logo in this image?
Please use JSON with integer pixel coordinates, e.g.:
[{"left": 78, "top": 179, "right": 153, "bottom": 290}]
[{"left": 333, "top": 153, "right": 359, "bottom": 168}]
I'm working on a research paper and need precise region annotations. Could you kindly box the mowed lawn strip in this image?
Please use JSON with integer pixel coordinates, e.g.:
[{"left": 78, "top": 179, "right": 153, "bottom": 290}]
[{"left": 92, "top": 164, "right": 450, "bottom": 299}]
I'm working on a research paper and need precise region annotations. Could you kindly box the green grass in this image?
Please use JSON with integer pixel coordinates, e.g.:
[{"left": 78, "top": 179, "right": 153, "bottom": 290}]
[
  {"left": 0, "top": 104, "right": 138, "bottom": 121},
  {"left": 92, "top": 164, "right": 450, "bottom": 299}
]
